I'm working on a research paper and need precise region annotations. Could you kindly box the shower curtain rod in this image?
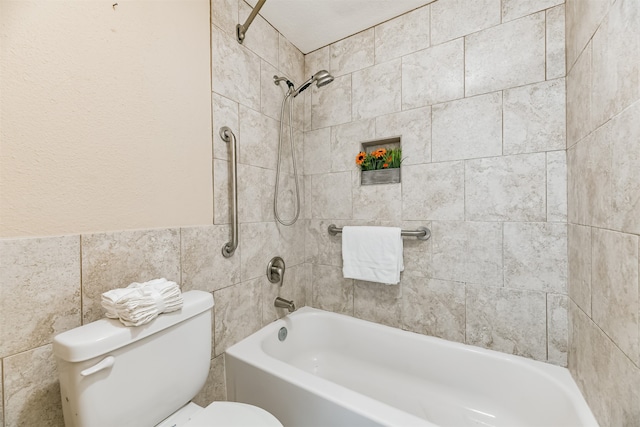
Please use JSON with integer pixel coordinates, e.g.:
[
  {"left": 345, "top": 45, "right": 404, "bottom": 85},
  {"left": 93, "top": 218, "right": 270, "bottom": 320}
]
[{"left": 236, "top": 0, "right": 267, "bottom": 44}]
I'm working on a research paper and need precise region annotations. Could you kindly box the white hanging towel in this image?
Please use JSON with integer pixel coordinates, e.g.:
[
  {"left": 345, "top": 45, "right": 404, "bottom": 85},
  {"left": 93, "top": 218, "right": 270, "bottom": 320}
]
[{"left": 342, "top": 226, "right": 404, "bottom": 285}]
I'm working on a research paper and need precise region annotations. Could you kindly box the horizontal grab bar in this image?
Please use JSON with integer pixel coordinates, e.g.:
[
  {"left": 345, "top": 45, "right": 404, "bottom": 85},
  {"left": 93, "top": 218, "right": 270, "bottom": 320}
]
[{"left": 327, "top": 224, "right": 431, "bottom": 241}]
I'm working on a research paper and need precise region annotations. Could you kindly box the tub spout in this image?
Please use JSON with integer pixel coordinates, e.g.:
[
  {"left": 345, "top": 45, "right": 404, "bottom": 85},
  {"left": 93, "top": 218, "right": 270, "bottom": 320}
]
[{"left": 274, "top": 297, "right": 296, "bottom": 313}]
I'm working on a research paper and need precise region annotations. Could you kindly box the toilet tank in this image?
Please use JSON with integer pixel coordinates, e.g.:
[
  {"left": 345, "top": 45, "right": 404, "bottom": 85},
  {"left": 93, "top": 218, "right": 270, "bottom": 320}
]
[{"left": 53, "top": 290, "right": 214, "bottom": 427}]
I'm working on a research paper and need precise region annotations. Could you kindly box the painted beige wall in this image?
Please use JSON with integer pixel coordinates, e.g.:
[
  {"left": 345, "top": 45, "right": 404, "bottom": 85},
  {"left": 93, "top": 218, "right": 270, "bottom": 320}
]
[{"left": 0, "top": 0, "right": 213, "bottom": 237}]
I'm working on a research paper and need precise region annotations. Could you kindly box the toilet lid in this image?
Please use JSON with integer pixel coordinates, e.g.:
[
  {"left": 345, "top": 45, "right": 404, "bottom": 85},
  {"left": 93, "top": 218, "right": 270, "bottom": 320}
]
[{"left": 184, "top": 402, "right": 283, "bottom": 427}]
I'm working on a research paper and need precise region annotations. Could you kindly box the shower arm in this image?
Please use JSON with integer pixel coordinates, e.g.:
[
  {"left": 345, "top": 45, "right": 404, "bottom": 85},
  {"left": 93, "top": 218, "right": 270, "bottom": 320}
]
[{"left": 236, "top": 0, "right": 267, "bottom": 44}]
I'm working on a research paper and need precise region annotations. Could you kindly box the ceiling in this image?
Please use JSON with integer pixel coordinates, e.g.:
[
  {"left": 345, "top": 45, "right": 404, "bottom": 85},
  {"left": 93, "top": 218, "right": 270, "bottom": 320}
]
[{"left": 245, "top": 0, "right": 436, "bottom": 54}]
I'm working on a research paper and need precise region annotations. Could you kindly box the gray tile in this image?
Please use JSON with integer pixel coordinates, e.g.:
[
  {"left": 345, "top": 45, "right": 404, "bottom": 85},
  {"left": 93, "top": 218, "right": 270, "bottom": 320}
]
[
  {"left": 432, "top": 92, "right": 502, "bottom": 161},
  {"left": 181, "top": 225, "right": 241, "bottom": 293},
  {"left": 503, "top": 79, "right": 566, "bottom": 155},
  {"left": 311, "top": 172, "right": 353, "bottom": 220},
  {"left": 547, "top": 150, "right": 568, "bottom": 222},
  {"left": 565, "top": 0, "right": 611, "bottom": 69},
  {"left": 352, "top": 59, "right": 401, "bottom": 120},
  {"left": 237, "top": 164, "right": 275, "bottom": 223},
  {"left": 303, "top": 128, "right": 331, "bottom": 175},
  {"left": 330, "top": 119, "right": 376, "bottom": 173},
  {"left": 375, "top": 106, "right": 431, "bottom": 166},
  {"left": 546, "top": 5, "right": 566, "bottom": 79},
  {"left": 352, "top": 174, "right": 401, "bottom": 222},
  {"left": 213, "top": 159, "right": 231, "bottom": 225},
  {"left": 431, "top": 0, "right": 501, "bottom": 45},
  {"left": 548, "top": 293, "right": 568, "bottom": 366},
  {"left": 3, "top": 345, "right": 64, "bottom": 427},
  {"left": 330, "top": 29, "right": 374, "bottom": 77},
  {"left": 279, "top": 34, "right": 305, "bottom": 85},
  {"left": 81, "top": 228, "right": 181, "bottom": 323},
  {"left": 354, "top": 280, "right": 402, "bottom": 328},
  {"left": 466, "top": 285, "right": 547, "bottom": 361},
  {"left": 193, "top": 354, "right": 227, "bottom": 405},
  {"left": 239, "top": 222, "right": 280, "bottom": 281},
  {"left": 503, "top": 222, "right": 567, "bottom": 293},
  {"left": 213, "top": 279, "right": 262, "bottom": 356},
  {"left": 502, "top": 0, "right": 563, "bottom": 22},
  {"left": 568, "top": 224, "right": 592, "bottom": 315},
  {"left": 238, "top": 106, "right": 279, "bottom": 169},
  {"left": 465, "top": 13, "right": 545, "bottom": 96},
  {"left": 402, "top": 161, "right": 465, "bottom": 221},
  {"left": 591, "top": 228, "right": 639, "bottom": 365},
  {"left": 432, "top": 221, "right": 503, "bottom": 286},
  {"left": 263, "top": 264, "right": 307, "bottom": 323},
  {"left": 465, "top": 153, "right": 547, "bottom": 221},
  {"left": 402, "top": 275, "right": 465, "bottom": 343},
  {"left": 569, "top": 302, "right": 640, "bottom": 426},
  {"left": 261, "top": 60, "right": 286, "bottom": 121},
  {"left": 402, "top": 38, "right": 464, "bottom": 108},
  {"left": 401, "top": 220, "right": 433, "bottom": 279},
  {"left": 312, "top": 264, "right": 354, "bottom": 315},
  {"left": 305, "top": 219, "right": 345, "bottom": 267},
  {"left": 0, "top": 235, "right": 80, "bottom": 358},
  {"left": 311, "top": 74, "right": 351, "bottom": 129},
  {"left": 374, "top": 5, "right": 430, "bottom": 62},
  {"left": 211, "top": 0, "right": 237, "bottom": 36},
  {"left": 212, "top": 93, "right": 238, "bottom": 161},
  {"left": 566, "top": 42, "right": 592, "bottom": 147},
  {"left": 239, "top": 1, "right": 278, "bottom": 67},
  {"left": 305, "top": 46, "right": 330, "bottom": 79}
]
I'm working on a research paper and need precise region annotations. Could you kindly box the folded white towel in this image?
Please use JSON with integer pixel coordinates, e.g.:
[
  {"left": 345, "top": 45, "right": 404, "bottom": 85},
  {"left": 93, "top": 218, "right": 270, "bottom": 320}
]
[
  {"left": 101, "top": 278, "right": 183, "bottom": 326},
  {"left": 342, "top": 226, "right": 404, "bottom": 285}
]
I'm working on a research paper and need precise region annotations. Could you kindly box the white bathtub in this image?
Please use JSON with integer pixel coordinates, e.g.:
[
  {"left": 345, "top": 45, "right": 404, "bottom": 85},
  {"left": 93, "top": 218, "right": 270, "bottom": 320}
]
[{"left": 225, "top": 307, "right": 598, "bottom": 427}]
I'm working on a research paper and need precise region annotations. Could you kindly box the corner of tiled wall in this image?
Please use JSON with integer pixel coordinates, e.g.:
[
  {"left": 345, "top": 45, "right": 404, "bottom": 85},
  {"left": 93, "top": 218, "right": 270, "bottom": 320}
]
[
  {"left": 565, "top": 0, "right": 640, "bottom": 424},
  {"left": 303, "top": 0, "right": 571, "bottom": 368}
]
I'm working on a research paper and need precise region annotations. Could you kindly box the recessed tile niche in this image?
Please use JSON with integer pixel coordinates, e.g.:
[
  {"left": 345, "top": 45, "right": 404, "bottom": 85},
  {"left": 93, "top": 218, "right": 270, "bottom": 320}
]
[{"left": 360, "top": 136, "right": 402, "bottom": 186}]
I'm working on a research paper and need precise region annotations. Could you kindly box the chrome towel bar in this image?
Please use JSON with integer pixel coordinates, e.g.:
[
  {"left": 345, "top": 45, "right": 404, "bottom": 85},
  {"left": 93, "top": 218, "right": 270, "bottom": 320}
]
[{"left": 328, "top": 224, "right": 431, "bottom": 241}]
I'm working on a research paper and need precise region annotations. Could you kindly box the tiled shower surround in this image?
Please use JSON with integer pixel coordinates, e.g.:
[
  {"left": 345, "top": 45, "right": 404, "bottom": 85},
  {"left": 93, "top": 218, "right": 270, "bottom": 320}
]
[{"left": 1, "top": 0, "right": 638, "bottom": 426}]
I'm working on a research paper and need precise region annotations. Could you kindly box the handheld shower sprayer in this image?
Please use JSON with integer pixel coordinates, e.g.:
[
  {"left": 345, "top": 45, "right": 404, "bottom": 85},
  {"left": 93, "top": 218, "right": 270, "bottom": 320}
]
[{"left": 291, "top": 70, "right": 334, "bottom": 98}]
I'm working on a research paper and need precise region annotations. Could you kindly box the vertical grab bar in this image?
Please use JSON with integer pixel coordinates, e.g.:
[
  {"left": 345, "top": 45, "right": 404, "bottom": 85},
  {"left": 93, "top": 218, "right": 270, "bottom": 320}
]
[{"left": 220, "top": 127, "right": 238, "bottom": 258}]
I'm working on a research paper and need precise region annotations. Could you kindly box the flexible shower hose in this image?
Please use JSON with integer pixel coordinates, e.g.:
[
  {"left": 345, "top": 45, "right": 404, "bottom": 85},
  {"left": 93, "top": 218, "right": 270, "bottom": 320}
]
[{"left": 274, "top": 90, "right": 301, "bottom": 226}]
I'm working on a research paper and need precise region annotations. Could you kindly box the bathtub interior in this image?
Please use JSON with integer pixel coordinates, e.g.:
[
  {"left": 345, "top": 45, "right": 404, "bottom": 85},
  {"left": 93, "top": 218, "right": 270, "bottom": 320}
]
[{"left": 228, "top": 308, "right": 597, "bottom": 427}]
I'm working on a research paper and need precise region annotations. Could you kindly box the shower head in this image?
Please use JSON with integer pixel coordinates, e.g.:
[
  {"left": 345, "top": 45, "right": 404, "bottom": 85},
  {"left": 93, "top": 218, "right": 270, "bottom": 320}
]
[{"left": 291, "top": 70, "right": 335, "bottom": 98}]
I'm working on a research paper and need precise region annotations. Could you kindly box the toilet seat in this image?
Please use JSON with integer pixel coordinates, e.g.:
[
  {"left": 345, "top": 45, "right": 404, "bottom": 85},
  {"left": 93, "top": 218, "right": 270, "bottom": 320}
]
[{"left": 184, "top": 402, "right": 283, "bottom": 427}]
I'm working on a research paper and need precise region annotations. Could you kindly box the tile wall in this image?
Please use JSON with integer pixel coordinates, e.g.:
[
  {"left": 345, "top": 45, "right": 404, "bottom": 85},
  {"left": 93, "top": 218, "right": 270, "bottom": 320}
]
[
  {"left": 566, "top": 0, "right": 640, "bottom": 424},
  {"left": 302, "top": 0, "right": 569, "bottom": 365}
]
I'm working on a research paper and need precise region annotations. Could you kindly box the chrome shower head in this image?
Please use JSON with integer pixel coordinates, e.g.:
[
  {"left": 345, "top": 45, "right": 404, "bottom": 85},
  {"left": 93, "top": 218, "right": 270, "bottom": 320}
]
[{"left": 291, "top": 70, "right": 335, "bottom": 97}]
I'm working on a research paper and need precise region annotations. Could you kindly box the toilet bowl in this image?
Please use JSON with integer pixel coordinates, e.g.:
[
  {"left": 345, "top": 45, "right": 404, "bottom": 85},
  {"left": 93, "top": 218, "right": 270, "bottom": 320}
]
[{"left": 53, "top": 291, "right": 282, "bottom": 427}]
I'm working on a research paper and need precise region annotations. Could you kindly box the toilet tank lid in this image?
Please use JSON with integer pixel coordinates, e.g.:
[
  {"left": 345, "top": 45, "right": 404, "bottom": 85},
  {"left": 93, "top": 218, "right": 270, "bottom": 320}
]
[{"left": 53, "top": 290, "right": 213, "bottom": 362}]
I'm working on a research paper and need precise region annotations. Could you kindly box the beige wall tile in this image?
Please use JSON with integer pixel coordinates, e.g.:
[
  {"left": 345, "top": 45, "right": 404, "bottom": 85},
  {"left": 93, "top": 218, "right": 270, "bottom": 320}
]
[
  {"left": 465, "top": 153, "right": 547, "bottom": 221},
  {"left": 279, "top": 34, "right": 304, "bottom": 85},
  {"left": 211, "top": 24, "right": 261, "bottom": 110},
  {"left": 401, "top": 220, "right": 433, "bottom": 279},
  {"left": 193, "top": 354, "right": 227, "bottom": 405},
  {"left": 81, "top": 228, "right": 180, "bottom": 323},
  {"left": 503, "top": 78, "right": 566, "bottom": 155},
  {"left": 565, "top": 0, "right": 611, "bottom": 69},
  {"left": 213, "top": 279, "right": 262, "bottom": 356},
  {"left": 374, "top": 5, "right": 430, "bottom": 62},
  {"left": 211, "top": 0, "right": 237, "bottom": 36},
  {"left": 352, "top": 59, "right": 401, "bottom": 120},
  {"left": 0, "top": 235, "right": 80, "bottom": 358},
  {"left": 401, "top": 38, "right": 464, "bottom": 108},
  {"left": 591, "top": 228, "right": 639, "bottom": 365},
  {"left": 402, "top": 276, "right": 465, "bottom": 343},
  {"left": 311, "top": 74, "right": 351, "bottom": 129},
  {"left": 330, "top": 119, "right": 376, "bottom": 172},
  {"left": 3, "top": 345, "right": 64, "bottom": 427},
  {"left": 238, "top": 105, "right": 279, "bottom": 169},
  {"left": 611, "top": 100, "right": 640, "bottom": 235},
  {"left": 181, "top": 225, "right": 241, "bottom": 293},
  {"left": 591, "top": 0, "right": 640, "bottom": 129},
  {"left": 375, "top": 106, "right": 431, "bottom": 166},
  {"left": 311, "top": 172, "right": 353, "bottom": 220},
  {"left": 431, "top": 0, "right": 501, "bottom": 45},
  {"left": 432, "top": 221, "right": 503, "bottom": 286},
  {"left": 465, "top": 13, "right": 545, "bottom": 96},
  {"left": 432, "top": 92, "right": 502, "bottom": 161},
  {"left": 566, "top": 42, "right": 592, "bottom": 147},
  {"left": 402, "top": 161, "right": 465, "bottom": 221},
  {"left": 466, "top": 285, "right": 547, "bottom": 361},
  {"left": 237, "top": 164, "right": 275, "bottom": 223},
  {"left": 312, "top": 264, "right": 354, "bottom": 315},
  {"left": 504, "top": 222, "right": 567, "bottom": 293},
  {"left": 239, "top": 1, "right": 279, "bottom": 68},
  {"left": 568, "top": 224, "right": 592, "bottom": 315},
  {"left": 548, "top": 293, "right": 568, "bottom": 366},
  {"left": 303, "top": 128, "right": 331, "bottom": 175},
  {"left": 260, "top": 60, "right": 285, "bottom": 121},
  {"left": 546, "top": 5, "right": 566, "bottom": 79},
  {"left": 354, "top": 279, "right": 402, "bottom": 328},
  {"left": 569, "top": 302, "right": 640, "bottom": 426},
  {"left": 212, "top": 93, "right": 239, "bottom": 161},
  {"left": 0, "top": 362, "right": 3, "bottom": 426},
  {"left": 502, "top": 0, "right": 563, "bottom": 22},
  {"left": 262, "top": 263, "right": 307, "bottom": 323},
  {"left": 238, "top": 222, "right": 280, "bottom": 281},
  {"left": 305, "top": 219, "right": 345, "bottom": 267},
  {"left": 352, "top": 176, "right": 401, "bottom": 222},
  {"left": 213, "top": 159, "right": 231, "bottom": 225},
  {"left": 330, "top": 29, "right": 374, "bottom": 77},
  {"left": 305, "top": 46, "right": 330, "bottom": 79},
  {"left": 547, "top": 150, "right": 568, "bottom": 222}
]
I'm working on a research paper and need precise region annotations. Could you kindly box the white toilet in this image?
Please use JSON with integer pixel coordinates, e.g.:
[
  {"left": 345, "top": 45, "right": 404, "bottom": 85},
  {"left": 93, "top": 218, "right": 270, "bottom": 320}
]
[{"left": 53, "top": 290, "right": 282, "bottom": 427}]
